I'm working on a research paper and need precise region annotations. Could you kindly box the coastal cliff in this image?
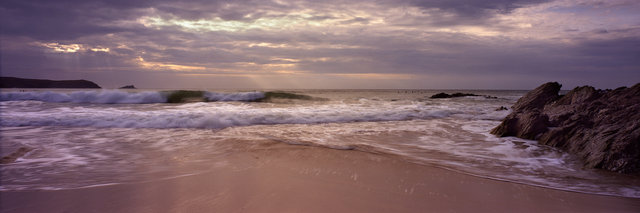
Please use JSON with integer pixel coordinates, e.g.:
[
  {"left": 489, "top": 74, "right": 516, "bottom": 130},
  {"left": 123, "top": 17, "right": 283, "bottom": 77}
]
[
  {"left": 0, "top": 77, "right": 101, "bottom": 88},
  {"left": 492, "top": 82, "right": 640, "bottom": 173}
]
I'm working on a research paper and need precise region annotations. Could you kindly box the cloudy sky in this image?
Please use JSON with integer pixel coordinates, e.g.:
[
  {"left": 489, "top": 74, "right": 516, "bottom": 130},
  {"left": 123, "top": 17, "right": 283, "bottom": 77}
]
[{"left": 1, "top": 0, "right": 638, "bottom": 89}]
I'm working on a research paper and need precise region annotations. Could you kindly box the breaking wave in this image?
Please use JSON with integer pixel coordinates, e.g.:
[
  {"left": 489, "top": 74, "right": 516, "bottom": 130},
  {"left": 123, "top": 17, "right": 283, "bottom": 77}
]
[
  {"left": 0, "top": 102, "right": 458, "bottom": 129},
  {"left": 0, "top": 90, "right": 313, "bottom": 104},
  {"left": 0, "top": 91, "right": 165, "bottom": 104}
]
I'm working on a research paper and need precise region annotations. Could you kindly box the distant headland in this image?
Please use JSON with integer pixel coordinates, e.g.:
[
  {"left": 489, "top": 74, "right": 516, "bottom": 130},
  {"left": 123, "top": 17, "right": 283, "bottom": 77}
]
[{"left": 0, "top": 77, "right": 101, "bottom": 88}]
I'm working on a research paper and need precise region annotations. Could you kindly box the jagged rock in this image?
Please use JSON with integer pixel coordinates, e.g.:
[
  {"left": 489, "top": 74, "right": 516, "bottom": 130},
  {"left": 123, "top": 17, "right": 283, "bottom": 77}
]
[
  {"left": 492, "top": 109, "right": 550, "bottom": 139},
  {"left": 492, "top": 82, "right": 640, "bottom": 173},
  {"left": 512, "top": 82, "right": 562, "bottom": 111},
  {"left": 0, "top": 77, "right": 101, "bottom": 88},
  {"left": 119, "top": 85, "right": 136, "bottom": 89},
  {"left": 492, "top": 82, "right": 561, "bottom": 138}
]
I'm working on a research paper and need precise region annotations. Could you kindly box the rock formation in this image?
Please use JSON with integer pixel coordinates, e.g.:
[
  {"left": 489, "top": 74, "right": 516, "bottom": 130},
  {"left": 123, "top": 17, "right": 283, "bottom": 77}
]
[
  {"left": 492, "top": 82, "right": 640, "bottom": 173},
  {"left": 119, "top": 85, "right": 136, "bottom": 89},
  {"left": 0, "top": 77, "right": 101, "bottom": 88},
  {"left": 430, "top": 92, "right": 497, "bottom": 99},
  {"left": 430, "top": 92, "right": 477, "bottom": 99}
]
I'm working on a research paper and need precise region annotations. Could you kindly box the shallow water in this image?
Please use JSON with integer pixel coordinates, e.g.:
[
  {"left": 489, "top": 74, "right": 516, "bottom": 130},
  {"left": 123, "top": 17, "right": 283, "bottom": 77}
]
[{"left": 1, "top": 89, "right": 639, "bottom": 197}]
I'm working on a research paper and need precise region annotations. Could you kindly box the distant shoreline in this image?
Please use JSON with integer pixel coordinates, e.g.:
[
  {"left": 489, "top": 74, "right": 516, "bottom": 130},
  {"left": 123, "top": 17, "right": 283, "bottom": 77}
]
[{"left": 0, "top": 77, "right": 101, "bottom": 88}]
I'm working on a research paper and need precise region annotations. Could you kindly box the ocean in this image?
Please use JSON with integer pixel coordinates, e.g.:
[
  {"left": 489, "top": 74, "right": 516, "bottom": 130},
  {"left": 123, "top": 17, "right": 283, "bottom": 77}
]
[{"left": 1, "top": 89, "right": 638, "bottom": 198}]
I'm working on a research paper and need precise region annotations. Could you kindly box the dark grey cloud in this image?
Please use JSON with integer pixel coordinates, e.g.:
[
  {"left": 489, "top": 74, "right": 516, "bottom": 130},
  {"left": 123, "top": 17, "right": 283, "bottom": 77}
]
[
  {"left": 1, "top": 0, "right": 554, "bottom": 40},
  {"left": 388, "top": 0, "right": 553, "bottom": 26},
  {"left": 1, "top": 0, "right": 146, "bottom": 40},
  {"left": 0, "top": 0, "right": 251, "bottom": 39},
  {"left": 408, "top": 0, "right": 551, "bottom": 16},
  {"left": 1, "top": 0, "right": 639, "bottom": 89}
]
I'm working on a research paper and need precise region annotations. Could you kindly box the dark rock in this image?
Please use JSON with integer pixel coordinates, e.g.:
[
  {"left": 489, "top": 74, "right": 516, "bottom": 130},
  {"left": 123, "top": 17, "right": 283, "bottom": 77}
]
[
  {"left": 492, "top": 109, "right": 550, "bottom": 139},
  {"left": 512, "top": 82, "right": 562, "bottom": 111},
  {"left": 492, "top": 82, "right": 640, "bottom": 173},
  {"left": 0, "top": 77, "right": 100, "bottom": 88},
  {"left": 451, "top": 92, "right": 479, "bottom": 98},
  {"left": 491, "top": 82, "right": 561, "bottom": 138},
  {"left": 430, "top": 92, "right": 480, "bottom": 99},
  {"left": 495, "top": 106, "right": 509, "bottom": 111},
  {"left": 430, "top": 93, "right": 452, "bottom": 98},
  {"left": 119, "top": 85, "right": 136, "bottom": 89}
]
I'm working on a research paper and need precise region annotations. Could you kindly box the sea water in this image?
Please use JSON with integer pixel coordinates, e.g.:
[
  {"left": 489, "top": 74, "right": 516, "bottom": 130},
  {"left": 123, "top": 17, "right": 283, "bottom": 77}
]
[{"left": 1, "top": 89, "right": 638, "bottom": 197}]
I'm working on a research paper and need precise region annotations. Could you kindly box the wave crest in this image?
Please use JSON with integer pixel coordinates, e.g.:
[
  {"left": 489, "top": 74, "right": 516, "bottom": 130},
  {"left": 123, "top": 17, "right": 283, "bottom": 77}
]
[{"left": 0, "top": 90, "right": 325, "bottom": 104}]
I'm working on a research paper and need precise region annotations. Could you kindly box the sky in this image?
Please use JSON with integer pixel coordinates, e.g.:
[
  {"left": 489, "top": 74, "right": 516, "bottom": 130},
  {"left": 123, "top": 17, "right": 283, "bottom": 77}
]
[{"left": 1, "top": 0, "right": 639, "bottom": 89}]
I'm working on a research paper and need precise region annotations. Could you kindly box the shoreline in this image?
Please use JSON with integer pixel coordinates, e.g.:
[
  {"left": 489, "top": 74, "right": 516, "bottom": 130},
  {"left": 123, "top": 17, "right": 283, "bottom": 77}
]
[{"left": 2, "top": 144, "right": 639, "bottom": 213}]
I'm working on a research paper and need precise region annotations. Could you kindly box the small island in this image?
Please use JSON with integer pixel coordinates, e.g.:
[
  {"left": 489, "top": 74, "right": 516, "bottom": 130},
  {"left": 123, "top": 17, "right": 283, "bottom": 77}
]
[
  {"left": 119, "top": 85, "right": 136, "bottom": 89},
  {"left": 0, "top": 77, "right": 101, "bottom": 88},
  {"left": 430, "top": 92, "right": 497, "bottom": 99}
]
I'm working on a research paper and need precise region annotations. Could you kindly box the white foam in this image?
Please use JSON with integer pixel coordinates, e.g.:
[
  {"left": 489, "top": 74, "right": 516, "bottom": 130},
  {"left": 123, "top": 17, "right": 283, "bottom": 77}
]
[
  {"left": 0, "top": 91, "right": 166, "bottom": 104},
  {"left": 0, "top": 102, "right": 457, "bottom": 129}
]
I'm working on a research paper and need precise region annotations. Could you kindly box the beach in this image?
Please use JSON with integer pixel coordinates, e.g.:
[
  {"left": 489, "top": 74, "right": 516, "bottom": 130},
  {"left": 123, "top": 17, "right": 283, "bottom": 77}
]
[
  {"left": 3, "top": 144, "right": 639, "bottom": 212},
  {"left": 1, "top": 89, "right": 640, "bottom": 212}
]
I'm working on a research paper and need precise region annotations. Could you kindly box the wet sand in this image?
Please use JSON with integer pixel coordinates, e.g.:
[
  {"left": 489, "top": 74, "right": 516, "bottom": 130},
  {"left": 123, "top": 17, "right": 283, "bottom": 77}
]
[{"left": 2, "top": 144, "right": 639, "bottom": 213}]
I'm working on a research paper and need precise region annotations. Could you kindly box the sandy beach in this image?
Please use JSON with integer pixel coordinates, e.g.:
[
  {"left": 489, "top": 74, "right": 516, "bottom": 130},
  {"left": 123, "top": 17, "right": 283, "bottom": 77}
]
[{"left": 2, "top": 144, "right": 639, "bottom": 213}]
